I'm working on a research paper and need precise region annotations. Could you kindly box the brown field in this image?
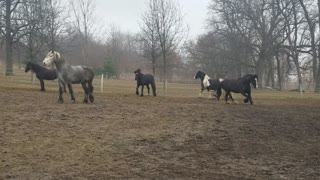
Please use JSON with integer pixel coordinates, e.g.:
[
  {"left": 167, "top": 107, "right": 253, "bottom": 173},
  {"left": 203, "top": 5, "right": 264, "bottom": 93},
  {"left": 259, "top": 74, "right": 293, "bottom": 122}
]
[{"left": 1, "top": 68, "right": 320, "bottom": 179}]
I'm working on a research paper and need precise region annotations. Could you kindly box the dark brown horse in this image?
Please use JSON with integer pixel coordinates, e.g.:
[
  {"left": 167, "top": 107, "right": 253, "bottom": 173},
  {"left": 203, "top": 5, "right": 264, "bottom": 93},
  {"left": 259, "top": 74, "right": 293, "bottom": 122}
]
[
  {"left": 134, "top": 69, "right": 156, "bottom": 96},
  {"left": 25, "top": 62, "right": 66, "bottom": 92},
  {"left": 217, "top": 74, "right": 258, "bottom": 105}
]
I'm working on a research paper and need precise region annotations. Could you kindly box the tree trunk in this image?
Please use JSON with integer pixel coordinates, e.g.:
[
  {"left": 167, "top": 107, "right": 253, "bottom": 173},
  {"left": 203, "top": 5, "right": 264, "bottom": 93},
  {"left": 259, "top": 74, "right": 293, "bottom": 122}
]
[
  {"left": 5, "top": 40, "right": 13, "bottom": 76},
  {"left": 315, "top": 0, "right": 320, "bottom": 93},
  {"left": 162, "top": 52, "right": 167, "bottom": 96},
  {"left": 316, "top": 44, "right": 320, "bottom": 92},
  {"left": 299, "top": 0, "right": 318, "bottom": 92},
  {"left": 275, "top": 51, "right": 282, "bottom": 90},
  {"left": 5, "top": 0, "right": 13, "bottom": 76}
]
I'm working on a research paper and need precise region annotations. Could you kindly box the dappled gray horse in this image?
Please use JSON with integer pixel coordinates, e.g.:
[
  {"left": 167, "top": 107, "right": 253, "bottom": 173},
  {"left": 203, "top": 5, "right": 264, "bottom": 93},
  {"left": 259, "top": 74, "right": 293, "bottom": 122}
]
[{"left": 43, "top": 50, "right": 94, "bottom": 103}]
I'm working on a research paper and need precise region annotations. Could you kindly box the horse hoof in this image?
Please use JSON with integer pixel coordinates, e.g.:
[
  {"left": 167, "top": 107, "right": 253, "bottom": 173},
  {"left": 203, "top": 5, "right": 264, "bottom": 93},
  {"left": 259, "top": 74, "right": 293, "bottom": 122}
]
[
  {"left": 89, "top": 96, "right": 94, "bottom": 103},
  {"left": 244, "top": 99, "right": 249, "bottom": 103},
  {"left": 57, "top": 99, "right": 64, "bottom": 103},
  {"left": 234, "top": 101, "right": 239, "bottom": 104},
  {"left": 140, "top": 94, "right": 144, "bottom": 97},
  {"left": 226, "top": 101, "right": 231, "bottom": 104}
]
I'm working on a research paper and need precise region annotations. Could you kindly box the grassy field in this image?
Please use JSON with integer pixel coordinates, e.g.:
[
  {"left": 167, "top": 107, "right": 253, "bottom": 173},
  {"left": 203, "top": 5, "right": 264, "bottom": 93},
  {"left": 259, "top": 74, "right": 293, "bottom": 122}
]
[{"left": 1, "top": 65, "right": 319, "bottom": 99}]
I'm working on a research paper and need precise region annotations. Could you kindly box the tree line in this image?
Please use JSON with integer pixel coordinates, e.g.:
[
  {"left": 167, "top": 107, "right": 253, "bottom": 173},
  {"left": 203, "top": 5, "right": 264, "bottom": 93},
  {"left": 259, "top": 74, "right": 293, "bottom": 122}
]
[
  {"left": 187, "top": 0, "right": 320, "bottom": 92},
  {"left": 1, "top": 0, "right": 320, "bottom": 92}
]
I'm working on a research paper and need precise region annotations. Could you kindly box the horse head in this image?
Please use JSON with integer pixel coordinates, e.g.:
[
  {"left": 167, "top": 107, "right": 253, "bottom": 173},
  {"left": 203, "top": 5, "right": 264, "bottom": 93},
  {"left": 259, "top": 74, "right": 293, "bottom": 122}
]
[
  {"left": 25, "top": 62, "right": 32, "bottom": 72},
  {"left": 43, "top": 50, "right": 61, "bottom": 66},
  {"left": 134, "top": 69, "right": 141, "bottom": 80},
  {"left": 194, "top": 70, "right": 206, "bottom": 80},
  {"left": 243, "top": 74, "right": 258, "bottom": 88}
]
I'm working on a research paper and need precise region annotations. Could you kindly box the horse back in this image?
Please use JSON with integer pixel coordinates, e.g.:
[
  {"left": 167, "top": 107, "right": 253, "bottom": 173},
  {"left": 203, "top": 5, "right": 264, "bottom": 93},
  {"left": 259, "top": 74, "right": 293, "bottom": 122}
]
[
  {"left": 207, "top": 79, "right": 220, "bottom": 90},
  {"left": 221, "top": 79, "right": 245, "bottom": 93},
  {"left": 137, "top": 74, "right": 152, "bottom": 84},
  {"left": 60, "top": 65, "right": 94, "bottom": 84},
  {"left": 36, "top": 67, "right": 58, "bottom": 80}
]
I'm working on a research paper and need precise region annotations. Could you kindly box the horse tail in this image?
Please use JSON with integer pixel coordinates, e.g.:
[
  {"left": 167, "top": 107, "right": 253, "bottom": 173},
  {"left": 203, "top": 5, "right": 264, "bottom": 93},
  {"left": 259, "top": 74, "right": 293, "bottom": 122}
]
[
  {"left": 216, "top": 83, "right": 222, "bottom": 101},
  {"left": 151, "top": 77, "right": 156, "bottom": 96}
]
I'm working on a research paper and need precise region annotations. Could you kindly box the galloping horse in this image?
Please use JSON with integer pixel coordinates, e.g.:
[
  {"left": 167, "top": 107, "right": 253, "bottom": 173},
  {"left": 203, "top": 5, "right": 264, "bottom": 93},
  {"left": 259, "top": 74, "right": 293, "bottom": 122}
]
[
  {"left": 134, "top": 69, "right": 156, "bottom": 96},
  {"left": 194, "top": 70, "right": 223, "bottom": 98},
  {"left": 25, "top": 62, "right": 66, "bottom": 92},
  {"left": 43, "top": 50, "right": 94, "bottom": 103},
  {"left": 216, "top": 74, "right": 258, "bottom": 105}
]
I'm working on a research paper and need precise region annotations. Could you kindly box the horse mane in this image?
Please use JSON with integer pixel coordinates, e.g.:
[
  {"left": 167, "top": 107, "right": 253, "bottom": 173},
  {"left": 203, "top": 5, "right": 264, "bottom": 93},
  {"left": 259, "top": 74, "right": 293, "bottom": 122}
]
[
  {"left": 134, "top": 69, "right": 141, "bottom": 74},
  {"left": 54, "top": 51, "right": 61, "bottom": 59},
  {"left": 27, "top": 62, "right": 48, "bottom": 71}
]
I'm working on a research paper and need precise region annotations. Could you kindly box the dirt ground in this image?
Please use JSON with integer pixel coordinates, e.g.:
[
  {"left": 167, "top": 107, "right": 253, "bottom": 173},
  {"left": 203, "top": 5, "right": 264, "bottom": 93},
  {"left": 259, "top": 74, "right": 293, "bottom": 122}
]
[{"left": 1, "top": 86, "right": 320, "bottom": 179}]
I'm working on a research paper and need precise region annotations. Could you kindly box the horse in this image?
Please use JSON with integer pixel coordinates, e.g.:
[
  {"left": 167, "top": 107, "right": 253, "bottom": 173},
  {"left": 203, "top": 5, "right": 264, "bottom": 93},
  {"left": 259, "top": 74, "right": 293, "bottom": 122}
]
[
  {"left": 134, "top": 69, "right": 156, "bottom": 96},
  {"left": 216, "top": 74, "right": 258, "bottom": 105},
  {"left": 194, "top": 70, "right": 223, "bottom": 98},
  {"left": 43, "top": 50, "right": 94, "bottom": 103},
  {"left": 25, "top": 62, "right": 66, "bottom": 92}
]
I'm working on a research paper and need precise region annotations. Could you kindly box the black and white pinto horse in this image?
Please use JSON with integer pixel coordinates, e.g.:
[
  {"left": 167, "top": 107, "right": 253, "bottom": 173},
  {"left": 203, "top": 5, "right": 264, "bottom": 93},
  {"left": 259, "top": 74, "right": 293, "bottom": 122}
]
[
  {"left": 43, "top": 51, "right": 94, "bottom": 103},
  {"left": 216, "top": 74, "right": 258, "bottom": 105},
  {"left": 134, "top": 69, "right": 156, "bottom": 96},
  {"left": 194, "top": 70, "right": 223, "bottom": 98},
  {"left": 25, "top": 62, "right": 66, "bottom": 92}
]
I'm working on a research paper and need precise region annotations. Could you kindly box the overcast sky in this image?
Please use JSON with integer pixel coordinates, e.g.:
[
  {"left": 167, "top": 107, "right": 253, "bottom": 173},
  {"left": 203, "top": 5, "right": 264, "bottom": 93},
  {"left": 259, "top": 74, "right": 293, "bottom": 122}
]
[{"left": 95, "top": 0, "right": 210, "bottom": 39}]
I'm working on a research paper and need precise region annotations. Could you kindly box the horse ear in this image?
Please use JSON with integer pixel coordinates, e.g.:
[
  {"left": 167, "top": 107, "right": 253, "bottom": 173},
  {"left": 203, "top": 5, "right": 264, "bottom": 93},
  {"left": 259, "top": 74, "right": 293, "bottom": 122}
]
[
  {"left": 55, "top": 52, "right": 61, "bottom": 59},
  {"left": 51, "top": 49, "right": 54, "bottom": 53}
]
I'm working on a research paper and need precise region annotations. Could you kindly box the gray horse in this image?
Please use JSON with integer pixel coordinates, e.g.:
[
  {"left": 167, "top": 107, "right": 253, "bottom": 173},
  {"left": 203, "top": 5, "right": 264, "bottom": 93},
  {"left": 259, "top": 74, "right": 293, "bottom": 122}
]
[{"left": 43, "top": 50, "right": 94, "bottom": 103}]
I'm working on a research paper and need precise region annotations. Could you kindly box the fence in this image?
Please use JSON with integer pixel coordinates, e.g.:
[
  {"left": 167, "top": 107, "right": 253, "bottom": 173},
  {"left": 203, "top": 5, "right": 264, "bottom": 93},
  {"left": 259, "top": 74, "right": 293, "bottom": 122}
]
[{"left": 0, "top": 65, "right": 201, "bottom": 97}]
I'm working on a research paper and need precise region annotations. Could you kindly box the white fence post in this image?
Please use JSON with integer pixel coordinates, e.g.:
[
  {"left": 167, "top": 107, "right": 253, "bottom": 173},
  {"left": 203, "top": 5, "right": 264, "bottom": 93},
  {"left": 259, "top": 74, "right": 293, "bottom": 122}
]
[
  {"left": 100, "top": 74, "right": 104, "bottom": 92},
  {"left": 164, "top": 80, "right": 168, "bottom": 97}
]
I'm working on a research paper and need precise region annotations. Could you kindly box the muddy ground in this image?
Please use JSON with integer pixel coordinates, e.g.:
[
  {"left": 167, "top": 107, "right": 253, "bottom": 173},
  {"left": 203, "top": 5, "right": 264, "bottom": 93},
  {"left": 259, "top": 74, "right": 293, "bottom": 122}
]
[{"left": 0, "top": 86, "right": 320, "bottom": 179}]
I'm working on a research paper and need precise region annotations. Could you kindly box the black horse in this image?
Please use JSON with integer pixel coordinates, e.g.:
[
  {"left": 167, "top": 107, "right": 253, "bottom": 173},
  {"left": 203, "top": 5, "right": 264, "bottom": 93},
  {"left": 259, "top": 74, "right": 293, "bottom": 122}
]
[
  {"left": 25, "top": 62, "right": 66, "bottom": 92},
  {"left": 194, "top": 70, "right": 223, "bottom": 98},
  {"left": 216, "top": 74, "right": 258, "bottom": 105},
  {"left": 134, "top": 69, "right": 156, "bottom": 96}
]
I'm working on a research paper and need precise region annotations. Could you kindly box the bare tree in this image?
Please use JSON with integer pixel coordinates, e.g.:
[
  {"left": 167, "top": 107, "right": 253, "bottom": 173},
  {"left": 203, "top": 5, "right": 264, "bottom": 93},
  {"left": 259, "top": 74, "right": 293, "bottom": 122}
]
[
  {"left": 317, "top": 0, "right": 320, "bottom": 92},
  {"left": 282, "top": 0, "right": 304, "bottom": 93},
  {"left": 18, "top": 0, "right": 53, "bottom": 63},
  {"left": 69, "top": 0, "right": 100, "bottom": 65},
  {"left": 139, "top": 0, "right": 161, "bottom": 76},
  {"left": 143, "top": 0, "right": 187, "bottom": 95},
  {"left": 298, "top": 0, "right": 319, "bottom": 92},
  {"left": 1, "top": 0, "right": 28, "bottom": 75}
]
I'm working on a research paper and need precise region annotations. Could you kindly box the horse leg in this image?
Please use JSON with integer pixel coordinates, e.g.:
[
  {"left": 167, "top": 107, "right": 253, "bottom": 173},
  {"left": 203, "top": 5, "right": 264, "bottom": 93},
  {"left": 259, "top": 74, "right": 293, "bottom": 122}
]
[
  {"left": 199, "top": 88, "right": 204, "bottom": 97},
  {"left": 58, "top": 81, "right": 64, "bottom": 103},
  {"left": 63, "top": 83, "right": 67, "bottom": 92},
  {"left": 228, "top": 92, "right": 238, "bottom": 104},
  {"left": 140, "top": 85, "right": 144, "bottom": 96},
  {"left": 136, "top": 85, "right": 140, "bottom": 96},
  {"left": 241, "top": 93, "right": 249, "bottom": 103},
  {"left": 67, "top": 83, "right": 76, "bottom": 103},
  {"left": 247, "top": 91, "right": 253, "bottom": 105},
  {"left": 88, "top": 80, "right": 94, "bottom": 103},
  {"left": 39, "top": 79, "right": 45, "bottom": 91},
  {"left": 225, "top": 91, "right": 230, "bottom": 104},
  {"left": 207, "top": 89, "right": 212, "bottom": 98},
  {"left": 81, "top": 82, "right": 89, "bottom": 103},
  {"left": 146, "top": 84, "right": 150, "bottom": 95}
]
